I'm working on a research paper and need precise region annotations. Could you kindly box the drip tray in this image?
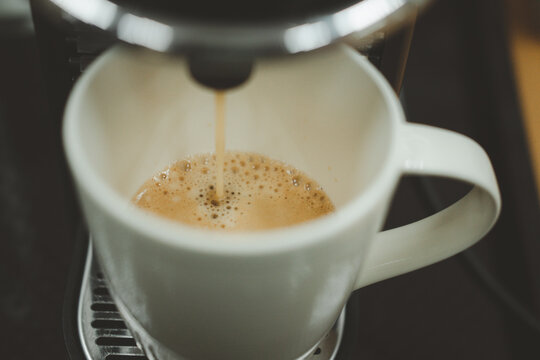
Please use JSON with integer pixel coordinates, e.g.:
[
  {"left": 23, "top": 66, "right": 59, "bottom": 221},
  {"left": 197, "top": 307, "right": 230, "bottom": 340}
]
[
  {"left": 77, "top": 245, "right": 345, "bottom": 360},
  {"left": 78, "top": 246, "right": 147, "bottom": 360}
]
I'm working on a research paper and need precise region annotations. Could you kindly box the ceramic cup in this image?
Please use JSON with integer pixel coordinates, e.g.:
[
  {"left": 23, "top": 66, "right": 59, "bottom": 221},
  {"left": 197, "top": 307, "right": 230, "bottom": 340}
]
[{"left": 63, "top": 44, "right": 500, "bottom": 360}]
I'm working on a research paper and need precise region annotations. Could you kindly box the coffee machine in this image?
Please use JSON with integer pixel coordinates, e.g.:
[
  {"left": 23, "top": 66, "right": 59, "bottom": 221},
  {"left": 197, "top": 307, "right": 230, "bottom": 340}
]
[
  {"left": 44, "top": 0, "right": 429, "bottom": 88},
  {"left": 30, "top": 0, "right": 427, "bottom": 99},
  {"left": 27, "top": 1, "right": 429, "bottom": 359},
  {"left": 22, "top": 0, "right": 539, "bottom": 359}
]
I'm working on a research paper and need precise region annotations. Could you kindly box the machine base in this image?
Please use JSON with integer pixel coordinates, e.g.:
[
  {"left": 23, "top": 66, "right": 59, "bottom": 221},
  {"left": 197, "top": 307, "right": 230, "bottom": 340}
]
[{"left": 78, "top": 244, "right": 345, "bottom": 360}]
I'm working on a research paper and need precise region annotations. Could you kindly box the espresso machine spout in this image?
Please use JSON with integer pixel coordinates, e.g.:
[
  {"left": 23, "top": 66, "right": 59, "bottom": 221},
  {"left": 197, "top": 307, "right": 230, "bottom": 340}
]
[
  {"left": 187, "top": 54, "right": 254, "bottom": 90},
  {"left": 44, "top": 0, "right": 430, "bottom": 90}
]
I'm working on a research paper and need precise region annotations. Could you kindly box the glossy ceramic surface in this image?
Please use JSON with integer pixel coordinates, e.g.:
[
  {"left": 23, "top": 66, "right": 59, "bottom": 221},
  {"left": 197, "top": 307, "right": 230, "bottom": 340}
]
[{"left": 63, "top": 45, "right": 500, "bottom": 359}]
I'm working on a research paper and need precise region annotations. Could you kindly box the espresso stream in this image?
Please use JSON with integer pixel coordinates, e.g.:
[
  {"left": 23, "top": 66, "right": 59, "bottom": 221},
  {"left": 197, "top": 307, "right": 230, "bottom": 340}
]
[
  {"left": 215, "top": 91, "right": 226, "bottom": 199},
  {"left": 132, "top": 93, "right": 334, "bottom": 231}
]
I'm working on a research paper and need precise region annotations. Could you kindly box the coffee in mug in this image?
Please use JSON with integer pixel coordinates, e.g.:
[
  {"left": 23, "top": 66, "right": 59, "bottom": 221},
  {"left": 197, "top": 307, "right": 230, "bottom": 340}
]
[{"left": 132, "top": 152, "right": 335, "bottom": 231}]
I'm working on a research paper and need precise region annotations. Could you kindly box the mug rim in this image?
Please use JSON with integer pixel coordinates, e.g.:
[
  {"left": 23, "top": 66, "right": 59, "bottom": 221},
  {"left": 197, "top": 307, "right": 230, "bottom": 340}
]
[{"left": 63, "top": 44, "right": 403, "bottom": 255}]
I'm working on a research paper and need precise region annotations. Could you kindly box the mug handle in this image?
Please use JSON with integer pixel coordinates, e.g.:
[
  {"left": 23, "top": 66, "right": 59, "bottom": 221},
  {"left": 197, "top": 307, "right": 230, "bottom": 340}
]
[{"left": 354, "top": 123, "right": 501, "bottom": 289}]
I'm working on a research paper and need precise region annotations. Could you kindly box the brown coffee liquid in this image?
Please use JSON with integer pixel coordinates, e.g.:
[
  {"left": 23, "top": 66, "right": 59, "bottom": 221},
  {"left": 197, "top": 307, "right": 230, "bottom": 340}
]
[
  {"left": 132, "top": 152, "right": 335, "bottom": 231},
  {"left": 215, "top": 91, "right": 225, "bottom": 199}
]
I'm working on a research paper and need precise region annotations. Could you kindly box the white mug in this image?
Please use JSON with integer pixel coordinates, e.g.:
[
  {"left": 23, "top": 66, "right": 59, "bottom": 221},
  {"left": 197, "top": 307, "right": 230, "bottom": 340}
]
[{"left": 63, "top": 44, "right": 500, "bottom": 360}]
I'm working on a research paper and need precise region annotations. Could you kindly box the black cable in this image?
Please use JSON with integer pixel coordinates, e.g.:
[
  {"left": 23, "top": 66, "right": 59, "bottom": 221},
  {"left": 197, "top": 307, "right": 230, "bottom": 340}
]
[{"left": 414, "top": 176, "right": 540, "bottom": 334}]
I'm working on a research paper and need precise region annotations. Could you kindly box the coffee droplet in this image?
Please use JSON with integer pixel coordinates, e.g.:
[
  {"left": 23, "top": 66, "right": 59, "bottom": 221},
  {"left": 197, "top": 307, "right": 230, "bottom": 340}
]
[{"left": 131, "top": 152, "right": 335, "bottom": 231}]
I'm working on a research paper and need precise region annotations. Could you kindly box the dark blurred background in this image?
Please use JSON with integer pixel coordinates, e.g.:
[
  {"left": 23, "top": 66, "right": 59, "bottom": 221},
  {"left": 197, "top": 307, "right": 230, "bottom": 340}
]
[{"left": 1, "top": 0, "right": 540, "bottom": 359}]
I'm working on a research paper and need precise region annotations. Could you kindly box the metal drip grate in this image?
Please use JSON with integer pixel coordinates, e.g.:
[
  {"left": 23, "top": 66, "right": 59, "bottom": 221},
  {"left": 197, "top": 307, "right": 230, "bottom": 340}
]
[
  {"left": 78, "top": 247, "right": 148, "bottom": 360},
  {"left": 78, "top": 245, "right": 344, "bottom": 360}
]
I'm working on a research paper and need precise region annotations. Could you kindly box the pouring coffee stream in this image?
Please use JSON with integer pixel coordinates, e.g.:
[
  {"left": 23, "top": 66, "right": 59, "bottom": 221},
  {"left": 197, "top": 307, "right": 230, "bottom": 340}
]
[
  {"left": 215, "top": 91, "right": 226, "bottom": 199},
  {"left": 187, "top": 55, "right": 254, "bottom": 200}
]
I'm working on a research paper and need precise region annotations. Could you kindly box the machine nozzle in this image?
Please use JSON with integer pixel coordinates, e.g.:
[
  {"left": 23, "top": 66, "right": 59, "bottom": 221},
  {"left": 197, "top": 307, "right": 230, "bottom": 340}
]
[{"left": 188, "top": 56, "right": 253, "bottom": 90}]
